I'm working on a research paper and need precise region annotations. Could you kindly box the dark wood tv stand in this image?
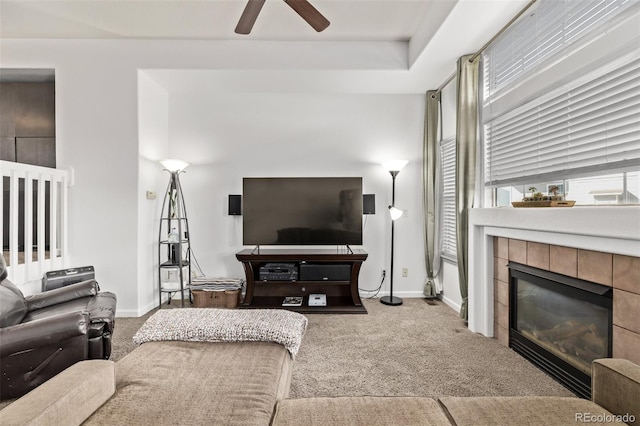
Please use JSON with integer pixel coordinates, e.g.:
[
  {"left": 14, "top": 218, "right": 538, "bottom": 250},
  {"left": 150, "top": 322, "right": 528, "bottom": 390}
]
[{"left": 236, "top": 248, "right": 368, "bottom": 314}]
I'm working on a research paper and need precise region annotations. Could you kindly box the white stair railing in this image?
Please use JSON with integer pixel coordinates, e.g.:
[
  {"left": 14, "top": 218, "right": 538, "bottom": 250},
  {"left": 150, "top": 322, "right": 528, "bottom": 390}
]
[{"left": 1, "top": 160, "right": 69, "bottom": 284}]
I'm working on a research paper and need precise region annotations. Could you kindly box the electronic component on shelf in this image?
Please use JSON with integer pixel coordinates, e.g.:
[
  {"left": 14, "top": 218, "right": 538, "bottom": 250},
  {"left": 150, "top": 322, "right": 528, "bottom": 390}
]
[
  {"left": 308, "top": 294, "right": 327, "bottom": 307},
  {"left": 259, "top": 263, "right": 298, "bottom": 281},
  {"left": 282, "top": 296, "right": 303, "bottom": 306},
  {"left": 299, "top": 263, "right": 351, "bottom": 281}
]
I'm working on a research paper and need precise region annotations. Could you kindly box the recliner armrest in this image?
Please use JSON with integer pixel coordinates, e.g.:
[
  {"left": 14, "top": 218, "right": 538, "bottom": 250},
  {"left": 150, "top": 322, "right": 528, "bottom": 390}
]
[
  {"left": 25, "top": 280, "right": 100, "bottom": 311},
  {"left": 0, "top": 311, "right": 89, "bottom": 357}
]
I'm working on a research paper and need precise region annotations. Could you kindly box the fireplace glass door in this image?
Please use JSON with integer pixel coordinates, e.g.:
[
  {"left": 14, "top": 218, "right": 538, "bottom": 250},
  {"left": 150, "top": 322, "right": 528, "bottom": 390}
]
[{"left": 509, "top": 263, "right": 612, "bottom": 398}]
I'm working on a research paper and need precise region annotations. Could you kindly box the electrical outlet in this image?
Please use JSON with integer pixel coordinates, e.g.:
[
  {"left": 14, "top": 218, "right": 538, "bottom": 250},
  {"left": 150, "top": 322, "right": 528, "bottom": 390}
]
[{"left": 402, "top": 268, "right": 408, "bottom": 277}]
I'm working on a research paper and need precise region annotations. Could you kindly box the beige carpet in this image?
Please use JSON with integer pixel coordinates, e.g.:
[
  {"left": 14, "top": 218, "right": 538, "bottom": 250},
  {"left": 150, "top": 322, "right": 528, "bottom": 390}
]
[
  {"left": 110, "top": 298, "right": 573, "bottom": 399},
  {"left": 289, "top": 298, "right": 573, "bottom": 398},
  {"left": 0, "top": 297, "right": 574, "bottom": 411}
]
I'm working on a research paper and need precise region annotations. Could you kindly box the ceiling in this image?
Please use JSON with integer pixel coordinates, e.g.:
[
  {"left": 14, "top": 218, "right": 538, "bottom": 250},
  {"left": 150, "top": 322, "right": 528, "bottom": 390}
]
[
  {"left": 0, "top": 0, "right": 437, "bottom": 41},
  {"left": 0, "top": 0, "right": 530, "bottom": 93}
]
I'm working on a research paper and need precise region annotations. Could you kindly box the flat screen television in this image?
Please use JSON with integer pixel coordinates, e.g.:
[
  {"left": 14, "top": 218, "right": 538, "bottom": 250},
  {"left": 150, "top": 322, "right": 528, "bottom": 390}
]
[{"left": 242, "top": 177, "right": 363, "bottom": 246}]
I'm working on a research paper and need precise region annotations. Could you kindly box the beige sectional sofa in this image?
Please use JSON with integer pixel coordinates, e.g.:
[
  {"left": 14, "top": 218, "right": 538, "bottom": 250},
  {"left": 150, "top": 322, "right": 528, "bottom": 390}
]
[
  {"left": 1, "top": 340, "right": 638, "bottom": 426},
  {"left": 274, "top": 360, "right": 640, "bottom": 426},
  {"left": 272, "top": 358, "right": 640, "bottom": 425},
  {"left": 0, "top": 340, "right": 293, "bottom": 426}
]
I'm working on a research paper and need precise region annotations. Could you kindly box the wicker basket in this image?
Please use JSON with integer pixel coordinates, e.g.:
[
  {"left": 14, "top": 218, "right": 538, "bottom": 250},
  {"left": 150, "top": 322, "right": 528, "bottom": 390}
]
[{"left": 192, "top": 289, "right": 241, "bottom": 309}]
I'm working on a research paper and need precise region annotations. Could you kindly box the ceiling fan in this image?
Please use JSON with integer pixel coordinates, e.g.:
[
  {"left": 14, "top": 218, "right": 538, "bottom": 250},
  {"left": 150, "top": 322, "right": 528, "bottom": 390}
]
[{"left": 235, "top": 0, "right": 330, "bottom": 35}]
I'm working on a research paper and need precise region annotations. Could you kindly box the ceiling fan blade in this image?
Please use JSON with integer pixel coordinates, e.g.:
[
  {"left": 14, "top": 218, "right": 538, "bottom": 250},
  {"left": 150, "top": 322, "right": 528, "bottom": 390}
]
[
  {"left": 235, "top": 0, "right": 266, "bottom": 34},
  {"left": 284, "top": 0, "right": 330, "bottom": 32}
]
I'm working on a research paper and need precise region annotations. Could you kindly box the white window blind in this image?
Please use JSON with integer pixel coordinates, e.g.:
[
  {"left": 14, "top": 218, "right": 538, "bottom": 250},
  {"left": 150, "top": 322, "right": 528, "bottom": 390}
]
[
  {"left": 485, "top": 55, "right": 640, "bottom": 186},
  {"left": 484, "top": 0, "right": 635, "bottom": 99},
  {"left": 482, "top": 0, "right": 640, "bottom": 188},
  {"left": 440, "top": 137, "right": 456, "bottom": 259}
]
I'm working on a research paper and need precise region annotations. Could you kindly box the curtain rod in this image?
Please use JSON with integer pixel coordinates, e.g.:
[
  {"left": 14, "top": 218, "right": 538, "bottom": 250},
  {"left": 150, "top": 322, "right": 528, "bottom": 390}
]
[
  {"left": 468, "top": 0, "right": 538, "bottom": 62},
  {"left": 431, "top": 0, "right": 538, "bottom": 98}
]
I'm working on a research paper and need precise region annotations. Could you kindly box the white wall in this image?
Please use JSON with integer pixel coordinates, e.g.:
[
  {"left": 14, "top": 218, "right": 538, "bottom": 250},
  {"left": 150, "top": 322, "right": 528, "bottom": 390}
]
[
  {"left": 1, "top": 38, "right": 431, "bottom": 315},
  {"left": 1, "top": 40, "right": 143, "bottom": 315},
  {"left": 138, "top": 71, "right": 170, "bottom": 313},
  {"left": 440, "top": 260, "right": 462, "bottom": 312},
  {"left": 165, "top": 92, "right": 427, "bottom": 298}
]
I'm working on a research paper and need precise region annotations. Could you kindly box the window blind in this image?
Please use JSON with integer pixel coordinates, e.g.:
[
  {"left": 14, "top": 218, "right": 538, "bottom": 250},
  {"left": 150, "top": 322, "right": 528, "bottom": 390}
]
[
  {"left": 483, "top": 0, "right": 635, "bottom": 99},
  {"left": 482, "top": 0, "right": 640, "bottom": 188},
  {"left": 440, "top": 137, "right": 456, "bottom": 259},
  {"left": 485, "top": 56, "right": 640, "bottom": 186}
]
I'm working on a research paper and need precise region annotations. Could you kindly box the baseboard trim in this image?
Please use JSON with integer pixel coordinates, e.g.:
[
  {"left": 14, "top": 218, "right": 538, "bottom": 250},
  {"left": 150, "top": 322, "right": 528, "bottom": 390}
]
[
  {"left": 441, "top": 295, "right": 461, "bottom": 314},
  {"left": 365, "top": 291, "right": 433, "bottom": 299},
  {"left": 118, "top": 296, "right": 167, "bottom": 317}
]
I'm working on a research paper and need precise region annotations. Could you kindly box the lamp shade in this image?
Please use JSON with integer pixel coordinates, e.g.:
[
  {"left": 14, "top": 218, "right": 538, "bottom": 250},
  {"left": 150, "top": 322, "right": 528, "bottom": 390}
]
[
  {"left": 160, "top": 159, "right": 190, "bottom": 172},
  {"left": 389, "top": 206, "right": 403, "bottom": 220},
  {"left": 381, "top": 160, "right": 409, "bottom": 172}
]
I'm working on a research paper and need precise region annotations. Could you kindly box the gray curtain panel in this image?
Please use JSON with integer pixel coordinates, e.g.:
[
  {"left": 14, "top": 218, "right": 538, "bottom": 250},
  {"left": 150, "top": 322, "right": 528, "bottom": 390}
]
[
  {"left": 455, "top": 55, "right": 479, "bottom": 321},
  {"left": 423, "top": 90, "right": 442, "bottom": 297}
]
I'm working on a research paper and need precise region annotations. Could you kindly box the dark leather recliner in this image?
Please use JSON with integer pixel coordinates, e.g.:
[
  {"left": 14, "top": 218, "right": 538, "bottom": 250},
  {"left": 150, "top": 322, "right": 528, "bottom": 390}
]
[{"left": 0, "top": 256, "right": 116, "bottom": 400}]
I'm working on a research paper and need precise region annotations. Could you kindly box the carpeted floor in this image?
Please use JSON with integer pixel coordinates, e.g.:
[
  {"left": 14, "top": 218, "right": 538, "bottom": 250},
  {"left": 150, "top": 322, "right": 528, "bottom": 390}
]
[
  {"left": 110, "top": 297, "right": 574, "bottom": 399},
  {"left": 0, "top": 297, "right": 574, "bottom": 411},
  {"left": 288, "top": 298, "right": 573, "bottom": 398}
]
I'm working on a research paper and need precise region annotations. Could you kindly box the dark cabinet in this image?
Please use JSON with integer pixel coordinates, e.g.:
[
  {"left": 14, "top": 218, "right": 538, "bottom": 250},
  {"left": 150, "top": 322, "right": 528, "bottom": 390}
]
[
  {"left": 236, "top": 249, "right": 368, "bottom": 314},
  {"left": 16, "top": 137, "right": 56, "bottom": 168},
  {"left": 0, "top": 82, "right": 56, "bottom": 167}
]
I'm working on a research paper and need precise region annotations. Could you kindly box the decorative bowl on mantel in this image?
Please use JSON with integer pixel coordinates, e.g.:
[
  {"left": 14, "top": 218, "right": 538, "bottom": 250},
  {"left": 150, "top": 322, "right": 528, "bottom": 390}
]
[{"left": 512, "top": 199, "right": 576, "bottom": 208}]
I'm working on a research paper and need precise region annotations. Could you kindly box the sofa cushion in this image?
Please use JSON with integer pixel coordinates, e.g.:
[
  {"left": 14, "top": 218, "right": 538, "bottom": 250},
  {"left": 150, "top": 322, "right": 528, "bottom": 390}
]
[
  {"left": 272, "top": 396, "right": 452, "bottom": 426},
  {"left": 84, "top": 340, "right": 293, "bottom": 426},
  {"left": 0, "top": 360, "right": 115, "bottom": 426},
  {"left": 439, "top": 396, "right": 618, "bottom": 426},
  {"left": 592, "top": 358, "right": 640, "bottom": 425},
  {"left": 132, "top": 308, "right": 307, "bottom": 357},
  {"left": 0, "top": 284, "right": 27, "bottom": 327}
]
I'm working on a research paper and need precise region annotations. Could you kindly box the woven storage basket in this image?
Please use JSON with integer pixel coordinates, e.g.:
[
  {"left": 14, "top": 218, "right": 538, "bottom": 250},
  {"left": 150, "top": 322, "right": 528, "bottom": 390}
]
[{"left": 192, "top": 289, "right": 241, "bottom": 309}]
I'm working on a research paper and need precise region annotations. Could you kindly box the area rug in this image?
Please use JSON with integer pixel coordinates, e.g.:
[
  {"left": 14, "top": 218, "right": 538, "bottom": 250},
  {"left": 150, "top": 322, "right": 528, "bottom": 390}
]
[{"left": 132, "top": 308, "right": 308, "bottom": 357}]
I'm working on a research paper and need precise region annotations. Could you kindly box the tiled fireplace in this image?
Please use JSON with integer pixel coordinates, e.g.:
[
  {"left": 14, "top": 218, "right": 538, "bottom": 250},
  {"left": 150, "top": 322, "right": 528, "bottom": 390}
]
[{"left": 493, "top": 238, "right": 640, "bottom": 371}]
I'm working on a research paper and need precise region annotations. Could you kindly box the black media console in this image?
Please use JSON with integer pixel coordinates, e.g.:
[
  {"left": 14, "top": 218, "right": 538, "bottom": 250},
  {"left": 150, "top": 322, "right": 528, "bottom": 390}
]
[{"left": 236, "top": 248, "right": 368, "bottom": 314}]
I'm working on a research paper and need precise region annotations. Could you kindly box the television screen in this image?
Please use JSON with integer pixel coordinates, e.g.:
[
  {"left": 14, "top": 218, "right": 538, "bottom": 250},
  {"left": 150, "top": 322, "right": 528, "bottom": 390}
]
[{"left": 242, "top": 177, "right": 363, "bottom": 246}]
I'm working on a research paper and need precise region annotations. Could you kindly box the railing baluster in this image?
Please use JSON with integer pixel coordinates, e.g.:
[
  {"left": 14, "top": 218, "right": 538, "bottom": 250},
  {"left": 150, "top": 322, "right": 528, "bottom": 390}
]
[
  {"left": 1, "top": 160, "right": 69, "bottom": 284},
  {"left": 50, "top": 175, "right": 58, "bottom": 269},
  {"left": 25, "top": 171, "right": 34, "bottom": 276},
  {"left": 9, "top": 169, "right": 20, "bottom": 278}
]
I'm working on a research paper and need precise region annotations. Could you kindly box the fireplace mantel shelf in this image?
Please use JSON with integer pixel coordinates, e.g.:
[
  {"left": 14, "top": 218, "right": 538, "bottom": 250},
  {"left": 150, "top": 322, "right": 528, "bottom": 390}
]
[
  {"left": 467, "top": 206, "right": 640, "bottom": 337},
  {"left": 471, "top": 206, "right": 640, "bottom": 249}
]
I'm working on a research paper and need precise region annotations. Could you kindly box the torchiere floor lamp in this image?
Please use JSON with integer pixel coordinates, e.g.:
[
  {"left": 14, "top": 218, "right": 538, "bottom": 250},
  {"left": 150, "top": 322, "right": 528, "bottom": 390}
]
[
  {"left": 158, "top": 159, "right": 192, "bottom": 308},
  {"left": 380, "top": 160, "right": 408, "bottom": 306}
]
